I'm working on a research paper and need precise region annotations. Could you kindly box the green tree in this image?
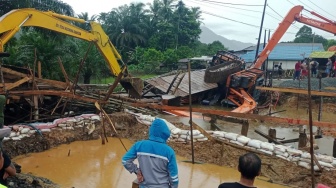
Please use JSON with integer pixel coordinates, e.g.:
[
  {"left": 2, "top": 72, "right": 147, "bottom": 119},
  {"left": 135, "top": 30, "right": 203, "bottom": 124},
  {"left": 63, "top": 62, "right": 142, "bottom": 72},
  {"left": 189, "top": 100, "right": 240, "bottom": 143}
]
[
  {"left": 207, "top": 41, "right": 226, "bottom": 56},
  {"left": 0, "top": 0, "right": 74, "bottom": 16},
  {"left": 294, "top": 25, "right": 328, "bottom": 48},
  {"left": 326, "top": 39, "right": 336, "bottom": 50}
]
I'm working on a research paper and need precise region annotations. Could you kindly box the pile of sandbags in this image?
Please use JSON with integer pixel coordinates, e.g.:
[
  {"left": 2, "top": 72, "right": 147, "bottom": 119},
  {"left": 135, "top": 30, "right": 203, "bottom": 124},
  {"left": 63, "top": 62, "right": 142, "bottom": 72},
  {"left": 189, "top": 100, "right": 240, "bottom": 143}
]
[
  {"left": 129, "top": 112, "right": 209, "bottom": 142},
  {"left": 209, "top": 130, "right": 336, "bottom": 171},
  {"left": 3, "top": 114, "right": 100, "bottom": 141}
]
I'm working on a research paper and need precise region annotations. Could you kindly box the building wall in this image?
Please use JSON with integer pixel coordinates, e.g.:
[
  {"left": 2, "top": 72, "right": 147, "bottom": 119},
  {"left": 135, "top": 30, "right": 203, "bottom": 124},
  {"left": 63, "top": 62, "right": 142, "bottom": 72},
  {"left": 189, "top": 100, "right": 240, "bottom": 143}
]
[{"left": 266, "top": 60, "right": 298, "bottom": 70}]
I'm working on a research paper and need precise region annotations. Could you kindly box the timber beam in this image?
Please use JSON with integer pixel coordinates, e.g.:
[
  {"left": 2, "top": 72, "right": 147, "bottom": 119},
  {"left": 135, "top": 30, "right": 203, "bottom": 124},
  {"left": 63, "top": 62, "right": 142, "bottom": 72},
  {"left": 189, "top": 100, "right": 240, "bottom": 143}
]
[
  {"left": 256, "top": 86, "right": 336, "bottom": 97},
  {"left": 2, "top": 90, "right": 107, "bottom": 104},
  {"left": 131, "top": 103, "right": 336, "bottom": 128}
]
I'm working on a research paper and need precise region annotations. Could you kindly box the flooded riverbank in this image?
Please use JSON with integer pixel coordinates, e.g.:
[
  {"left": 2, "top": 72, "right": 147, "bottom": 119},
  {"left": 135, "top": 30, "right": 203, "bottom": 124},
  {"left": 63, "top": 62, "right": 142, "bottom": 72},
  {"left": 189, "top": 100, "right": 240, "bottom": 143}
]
[{"left": 14, "top": 139, "right": 287, "bottom": 188}]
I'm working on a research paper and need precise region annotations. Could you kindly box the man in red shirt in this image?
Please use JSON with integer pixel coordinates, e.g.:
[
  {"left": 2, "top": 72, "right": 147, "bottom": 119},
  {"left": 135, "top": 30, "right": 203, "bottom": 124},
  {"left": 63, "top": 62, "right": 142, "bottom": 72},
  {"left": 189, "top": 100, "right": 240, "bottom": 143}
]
[{"left": 294, "top": 61, "right": 302, "bottom": 80}]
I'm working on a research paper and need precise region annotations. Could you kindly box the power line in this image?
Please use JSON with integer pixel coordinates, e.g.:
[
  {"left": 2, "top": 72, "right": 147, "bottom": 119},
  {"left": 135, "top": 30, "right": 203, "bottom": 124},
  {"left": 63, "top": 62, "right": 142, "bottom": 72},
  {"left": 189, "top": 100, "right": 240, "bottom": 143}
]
[
  {"left": 286, "top": 0, "right": 295, "bottom": 6},
  {"left": 267, "top": 4, "right": 300, "bottom": 29},
  {"left": 192, "top": 0, "right": 264, "bottom": 7},
  {"left": 185, "top": 0, "right": 262, "bottom": 19},
  {"left": 192, "top": 0, "right": 262, "bottom": 13},
  {"left": 306, "top": 0, "right": 336, "bottom": 20}
]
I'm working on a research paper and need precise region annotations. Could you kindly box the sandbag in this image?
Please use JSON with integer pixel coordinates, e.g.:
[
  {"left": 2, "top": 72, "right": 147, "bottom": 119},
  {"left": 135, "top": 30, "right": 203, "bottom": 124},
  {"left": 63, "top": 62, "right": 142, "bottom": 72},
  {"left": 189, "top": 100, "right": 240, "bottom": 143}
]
[
  {"left": 192, "top": 134, "right": 205, "bottom": 139},
  {"left": 257, "top": 149, "right": 273, "bottom": 156},
  {"left": 247, "top": 139, "right": 262, "bottom": 149},
  {"left": 230, "top": 140, "right": 245, "bottom": 146},
  {"left": 11, "top": 137, "right": 21, "bottom": 141},
  {"left": 299, "top": 158, "right": 311, "bottom": 163},
  {"left": 213, "top": 131, "right": 226, "bottom": 138},
  {"left": 316, "top": 154, "right": 333, "bottom": 163},
  {"left": 20, "top": 128, "right": 30, "bottom": 134},
  {"left": 171, "top": 128, "right": 181, "bottom": 135},
  {"left": 274, "top": 145, "right": 287, "bottom": 153},
  {"left": 318, "top": 161, "right": 334, "bottom": 168},
  {"left": 225, "top": 133, "right": 238, "bottom": 141},
  {"left": 276, "top": 154, "right": 288, "bottom": 161},
  {"left": 236, "top": 135, "right": 250, "bottom": 145},
  {"left": 260, "top": 142, "right": 274, "bottom": 151},
  {"left": 332, "top": 160, "right": 336, "bottom": 167},
  {"left": 274, "top": 150, "right": 289, "bottom": 158},
  {"left": 179, "top": 135, "right": 187, "bottom": 139},
  {"left": 287, "top": 148, "right": 302, "bottom": 156},
  {"left": 301, "top": 152, "right": 311, "bottom": 159},
  {"left": 197, "top": 138, "right": 208, "bottom": 142},
  {"left": 298, "top": 161, "right": 310, "bottom": 169}
]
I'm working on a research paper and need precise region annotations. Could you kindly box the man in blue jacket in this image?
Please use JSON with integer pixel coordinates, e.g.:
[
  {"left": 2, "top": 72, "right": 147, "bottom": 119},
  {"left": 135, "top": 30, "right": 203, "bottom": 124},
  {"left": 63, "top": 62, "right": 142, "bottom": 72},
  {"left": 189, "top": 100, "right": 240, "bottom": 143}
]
[{"left": 122, "top": 118, "right": 179, "bottom": 188}]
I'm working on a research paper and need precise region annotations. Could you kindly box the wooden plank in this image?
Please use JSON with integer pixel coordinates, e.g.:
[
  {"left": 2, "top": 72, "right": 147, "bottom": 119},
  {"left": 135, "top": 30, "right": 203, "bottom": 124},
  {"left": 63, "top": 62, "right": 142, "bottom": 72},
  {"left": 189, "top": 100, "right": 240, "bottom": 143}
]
[
  {"left": 1, "top": 67, "right": 27, "bottom": 77},
  {"left": 35, "top": 78, "right": 67, "bottom": 89},
  {"left": 5, "top": 77, "right": 30, "bottom": 90},
  {"left": 191, "top": 121, "right": 215, "bottom": 142},
  {"left": 3, "top": 90, "right": 106, "bottom": 103},
  {"left": 131, "top": 103, "right": 336, "bottom": 128},
  {"left": 58, "top": 57, "right": 70, "bottom": 86},
  {"left": 256, "top": 86, "right": 336, "bottom": 97}
]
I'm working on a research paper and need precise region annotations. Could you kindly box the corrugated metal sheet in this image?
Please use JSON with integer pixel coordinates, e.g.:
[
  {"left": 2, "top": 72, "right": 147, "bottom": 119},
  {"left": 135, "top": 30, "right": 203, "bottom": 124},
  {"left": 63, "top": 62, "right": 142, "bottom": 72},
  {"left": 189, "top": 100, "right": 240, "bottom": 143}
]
[
  {"left": 240, "top": 43, "right": 324, "bottom": 62},
  {"left": 145, "top": 70, "right": 217, "bottom": 97},
  {"left": 309, "top": 51, "right": 335, "bottom": 58}
]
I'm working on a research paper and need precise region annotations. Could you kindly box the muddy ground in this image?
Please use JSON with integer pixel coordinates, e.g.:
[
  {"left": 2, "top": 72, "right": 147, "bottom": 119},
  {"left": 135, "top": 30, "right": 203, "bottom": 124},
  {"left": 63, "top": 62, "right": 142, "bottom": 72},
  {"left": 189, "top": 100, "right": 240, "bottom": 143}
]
[{"left": 3, "top": 108, "right": 336, "bottom": 188}]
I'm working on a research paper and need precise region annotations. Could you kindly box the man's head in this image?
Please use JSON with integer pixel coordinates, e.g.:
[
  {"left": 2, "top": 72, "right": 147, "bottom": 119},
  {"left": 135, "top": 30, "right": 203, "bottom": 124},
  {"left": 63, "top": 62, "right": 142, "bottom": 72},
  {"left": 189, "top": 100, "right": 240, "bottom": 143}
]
[
  {"left": 238, "top": 153, "right": 261, "bottom": 180},
  {"left": 148, "top": 119, "right": 170, "bottom": 143}
]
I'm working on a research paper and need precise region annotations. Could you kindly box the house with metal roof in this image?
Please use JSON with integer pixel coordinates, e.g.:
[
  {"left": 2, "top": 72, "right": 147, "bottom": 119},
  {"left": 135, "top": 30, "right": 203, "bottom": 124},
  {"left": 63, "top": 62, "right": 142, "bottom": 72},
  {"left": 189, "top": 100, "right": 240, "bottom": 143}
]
[{"left": 239, "top": 43, "right": 324, "bottom": 70}]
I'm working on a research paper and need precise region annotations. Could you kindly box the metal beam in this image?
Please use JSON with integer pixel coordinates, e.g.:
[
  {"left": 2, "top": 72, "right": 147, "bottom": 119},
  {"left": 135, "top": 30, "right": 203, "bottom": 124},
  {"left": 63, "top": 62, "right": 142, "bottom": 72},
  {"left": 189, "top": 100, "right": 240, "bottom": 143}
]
[{"left": 256, "top": 86, "right": 336, "bottom": 97}]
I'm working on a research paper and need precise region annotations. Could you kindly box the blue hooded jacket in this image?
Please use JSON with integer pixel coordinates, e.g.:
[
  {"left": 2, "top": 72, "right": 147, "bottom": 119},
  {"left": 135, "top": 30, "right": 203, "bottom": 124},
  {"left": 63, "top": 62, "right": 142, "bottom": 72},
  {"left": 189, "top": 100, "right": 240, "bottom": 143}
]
[{"left": 122, "top": 119, "right": 179, "bottom": 188}]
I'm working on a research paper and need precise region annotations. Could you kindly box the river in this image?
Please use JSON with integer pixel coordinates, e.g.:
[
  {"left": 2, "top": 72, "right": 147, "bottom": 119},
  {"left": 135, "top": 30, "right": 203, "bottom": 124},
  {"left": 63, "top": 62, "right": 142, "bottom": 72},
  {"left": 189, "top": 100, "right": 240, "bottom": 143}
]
[{"left": 14, "top": 139, "right": 287, "bottom": 188}]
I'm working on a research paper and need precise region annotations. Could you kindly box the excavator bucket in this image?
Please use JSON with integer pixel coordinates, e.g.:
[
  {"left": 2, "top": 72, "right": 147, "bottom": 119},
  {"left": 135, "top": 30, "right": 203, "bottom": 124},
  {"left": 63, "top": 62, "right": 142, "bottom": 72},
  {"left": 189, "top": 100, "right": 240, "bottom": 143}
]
[{"left": 119, "top": 77, "right": 144, "bottom": 99}]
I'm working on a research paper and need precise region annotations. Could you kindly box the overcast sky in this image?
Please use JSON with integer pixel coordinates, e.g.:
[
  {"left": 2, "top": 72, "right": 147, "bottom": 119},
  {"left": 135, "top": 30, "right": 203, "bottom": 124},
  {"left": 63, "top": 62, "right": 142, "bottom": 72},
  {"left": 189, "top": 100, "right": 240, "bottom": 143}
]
[{"left": 62, "top": 0, "right": 336, "bottom": 44}]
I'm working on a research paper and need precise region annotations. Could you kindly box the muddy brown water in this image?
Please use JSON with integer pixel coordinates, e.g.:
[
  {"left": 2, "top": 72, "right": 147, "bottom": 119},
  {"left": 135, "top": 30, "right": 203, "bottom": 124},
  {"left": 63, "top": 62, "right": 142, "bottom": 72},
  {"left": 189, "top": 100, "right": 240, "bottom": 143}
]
[{"left": 14, "top": 139, "right": 287, "bottom": 188}]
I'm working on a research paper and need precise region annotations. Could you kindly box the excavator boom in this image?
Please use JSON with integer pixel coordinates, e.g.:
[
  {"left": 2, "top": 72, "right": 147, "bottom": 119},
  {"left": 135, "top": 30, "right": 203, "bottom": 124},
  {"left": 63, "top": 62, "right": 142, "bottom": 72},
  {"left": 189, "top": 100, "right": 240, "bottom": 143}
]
[
  {"left": 0, "top": 9, "right": 143, "bottom": 98},
  {"left": 227, "top": 5, "right": 336, "bottom": 113}
]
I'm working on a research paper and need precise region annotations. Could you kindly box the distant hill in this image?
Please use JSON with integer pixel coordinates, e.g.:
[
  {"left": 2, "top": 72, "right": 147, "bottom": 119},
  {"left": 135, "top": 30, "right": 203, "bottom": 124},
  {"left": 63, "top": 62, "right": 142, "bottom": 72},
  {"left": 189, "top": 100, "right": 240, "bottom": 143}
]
[{"left": 199, "top": 26, "right": 253, "bottom": 51}]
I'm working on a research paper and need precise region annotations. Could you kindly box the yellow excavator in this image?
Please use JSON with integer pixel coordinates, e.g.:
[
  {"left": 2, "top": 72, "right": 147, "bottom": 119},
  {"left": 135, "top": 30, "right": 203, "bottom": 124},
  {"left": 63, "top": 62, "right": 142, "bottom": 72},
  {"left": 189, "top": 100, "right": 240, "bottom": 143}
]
[{"left": 0, "top": 8, "right": 143, "bottom": 98}]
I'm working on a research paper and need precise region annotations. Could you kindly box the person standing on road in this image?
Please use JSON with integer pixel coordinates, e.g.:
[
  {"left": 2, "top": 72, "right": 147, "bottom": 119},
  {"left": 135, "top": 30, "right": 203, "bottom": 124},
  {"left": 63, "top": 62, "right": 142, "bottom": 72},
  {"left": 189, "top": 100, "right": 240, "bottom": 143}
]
[
  {"left": 277, "top": 62, "right": 283, "bottom": 80},
  {"left": 122, "top": 119, "right": 179, "bottom": 188},
  {"left": 218, "top": 153, "right": 261, "bottom": 188},
  {"left": 326, "top": 58, "right": 332, "bottom": 77},
  {"left": 293, "top": 61, "right": 301, "bottom": 80},
  {"left": 310, "top": 60, "right": 318, "bottom": 78}
]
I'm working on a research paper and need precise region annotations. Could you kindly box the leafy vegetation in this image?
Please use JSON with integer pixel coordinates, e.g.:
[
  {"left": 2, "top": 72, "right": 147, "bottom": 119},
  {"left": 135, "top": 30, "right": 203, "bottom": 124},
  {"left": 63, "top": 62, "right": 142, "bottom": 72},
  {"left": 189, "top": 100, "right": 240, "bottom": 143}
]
[
  {"left": 2, "top": 0, "right": 336, "bottom": 84},
  {"left": 1, "top": 0, "right": 227, "bottom": 83}
]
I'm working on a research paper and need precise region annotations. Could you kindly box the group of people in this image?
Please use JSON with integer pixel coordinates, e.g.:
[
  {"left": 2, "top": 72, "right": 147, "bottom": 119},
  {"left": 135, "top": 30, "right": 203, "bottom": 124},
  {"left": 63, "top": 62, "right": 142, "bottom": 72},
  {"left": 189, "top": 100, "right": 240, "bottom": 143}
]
[
  {"left": 325, "top": 58, "right": 336, "bottom": 77},
  {"left": 293, "top": 59, "right": 310, "bottom": 80},
  {"left": 293, "top": 58, "right": 336, "bottom": 80},
  {"left": 122, "top": 119, "right": 263, "bottom": 188}
]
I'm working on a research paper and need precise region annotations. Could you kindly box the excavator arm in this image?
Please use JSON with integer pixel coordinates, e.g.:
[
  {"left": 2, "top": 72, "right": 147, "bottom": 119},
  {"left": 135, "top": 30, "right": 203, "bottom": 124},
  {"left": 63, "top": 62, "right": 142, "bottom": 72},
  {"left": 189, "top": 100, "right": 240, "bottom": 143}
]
[
  {"left": 253, "top": 5, "right": 336, "bottom": 69},
  {"left": 227, "top": 5, "right": 336, "bottom": 113},
  {"left": 0, "top": 9, "right": 143, "bottom": 97}
]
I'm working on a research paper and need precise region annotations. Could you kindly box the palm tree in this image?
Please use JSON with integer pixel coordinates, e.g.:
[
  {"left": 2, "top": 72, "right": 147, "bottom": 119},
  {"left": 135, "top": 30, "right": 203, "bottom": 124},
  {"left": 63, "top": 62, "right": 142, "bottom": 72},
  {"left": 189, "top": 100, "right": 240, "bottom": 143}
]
[{"left": 0, "top": 0, "right": 74, "bottom": 16}]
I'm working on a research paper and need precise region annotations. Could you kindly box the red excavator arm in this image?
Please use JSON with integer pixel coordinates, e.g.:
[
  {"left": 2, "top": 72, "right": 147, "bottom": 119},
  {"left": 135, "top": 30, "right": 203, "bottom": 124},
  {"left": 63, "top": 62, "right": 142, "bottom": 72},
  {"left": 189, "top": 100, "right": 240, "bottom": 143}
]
[{"left": 227, "top": 5, "right": 336, "bottom": 113}]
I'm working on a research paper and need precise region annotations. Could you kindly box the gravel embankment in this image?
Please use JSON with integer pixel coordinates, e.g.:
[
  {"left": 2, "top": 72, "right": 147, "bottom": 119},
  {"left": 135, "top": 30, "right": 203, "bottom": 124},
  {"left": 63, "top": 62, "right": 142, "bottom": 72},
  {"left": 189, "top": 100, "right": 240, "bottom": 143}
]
[{"left": 271, "top": 78, "right": 336, "bottom": 92}]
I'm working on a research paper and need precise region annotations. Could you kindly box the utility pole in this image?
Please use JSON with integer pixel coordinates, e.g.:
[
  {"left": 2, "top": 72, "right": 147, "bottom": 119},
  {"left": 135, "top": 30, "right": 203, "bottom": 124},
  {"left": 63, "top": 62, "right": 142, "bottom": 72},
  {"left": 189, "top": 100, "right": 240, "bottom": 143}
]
[{"left": 255, "top": 0, "right": 267, "bottom": 59}]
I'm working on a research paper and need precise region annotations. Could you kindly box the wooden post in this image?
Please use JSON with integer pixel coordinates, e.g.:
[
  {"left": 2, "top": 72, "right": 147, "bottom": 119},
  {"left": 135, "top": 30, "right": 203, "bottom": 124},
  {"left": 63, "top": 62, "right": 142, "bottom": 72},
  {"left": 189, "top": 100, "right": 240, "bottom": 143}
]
[
  {"left": 333, "top": 138, "right": 336, "bottom": 158},
  {"left": 241, "top": 120, "right": 249, "bottom": 136},
  {"left": 268, "top": 129, "right": 276, "bottom": 143},
  {"left": 298, "top": 132, "right": 307, "bottom": 148},
  {"left": 38, "top": 61, "right": 42, "bottom": 78},
  {"left": 210, "top": 115, "right": 217, "bottom": 130}
]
